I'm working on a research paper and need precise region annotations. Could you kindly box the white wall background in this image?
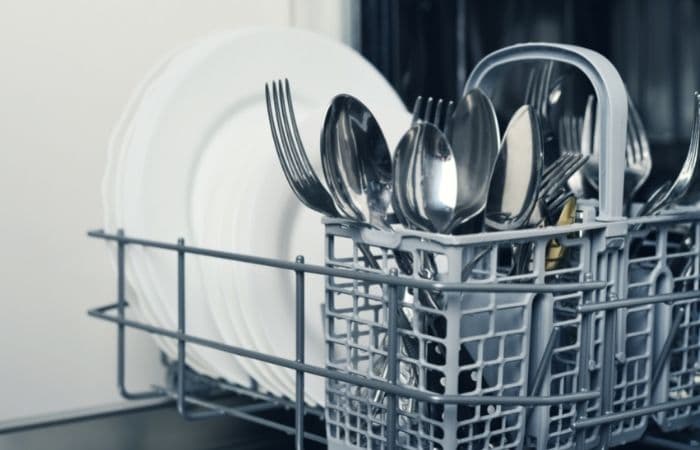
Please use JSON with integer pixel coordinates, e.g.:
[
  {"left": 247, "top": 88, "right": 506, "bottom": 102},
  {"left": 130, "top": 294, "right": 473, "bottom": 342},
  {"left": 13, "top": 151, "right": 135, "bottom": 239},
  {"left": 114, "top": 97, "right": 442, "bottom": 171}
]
[{"left": 0, "top": 0, "right": 355, "bottom": 423}]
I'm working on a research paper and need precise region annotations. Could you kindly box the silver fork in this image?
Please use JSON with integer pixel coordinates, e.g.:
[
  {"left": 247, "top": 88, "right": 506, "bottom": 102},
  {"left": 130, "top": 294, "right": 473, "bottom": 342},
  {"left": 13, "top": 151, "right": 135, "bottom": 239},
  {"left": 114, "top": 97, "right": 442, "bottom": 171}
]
[
  {"left": 411, "top": 96, "right": 455, "bottom": 134},
  {"left": 525, "top": 61, "right": 554, "bottom": 119},
  {"left": 266, "top": 80, "right": 423, "bottom": 419},
  {"left": 532, "top": 151, "right": 588, "bottom": 225},
  {"left": 565, "top": 94, "right": 653, "bottom": 205},
  {"left": 624, "top": 99, "right": 652, "bottom": 201},
  {"left": 637, "top": 92, "right": 700, "bottom": 216},
  {"left": 265, "top": 79, "right": 340, "bottom": 218},
  {"left": 511, "top": 151, "right": 588, "bottom": 275}
]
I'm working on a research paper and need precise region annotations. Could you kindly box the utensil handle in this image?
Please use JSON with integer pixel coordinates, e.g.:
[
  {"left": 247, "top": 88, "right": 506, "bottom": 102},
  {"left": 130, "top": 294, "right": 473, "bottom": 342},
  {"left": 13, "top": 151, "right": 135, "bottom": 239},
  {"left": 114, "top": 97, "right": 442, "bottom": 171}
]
[{"left": 464, "top": 43, "right": 629, "bottom": 222}]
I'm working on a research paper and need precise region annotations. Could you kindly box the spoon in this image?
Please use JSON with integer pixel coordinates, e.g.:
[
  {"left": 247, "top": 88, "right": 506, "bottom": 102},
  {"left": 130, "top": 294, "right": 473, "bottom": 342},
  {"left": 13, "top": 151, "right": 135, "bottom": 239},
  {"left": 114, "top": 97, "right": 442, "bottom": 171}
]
[
  {"left": 393, "top": 122, "right": 458, "bottom": 233},
  {"left": 485, "top": 105, "right": 544, "bottom": 230},
  {"left": 393, "top": 91, "right": 500, "bottom": 234},
  {"left": 321, "top": 95, "right": 422, "bottom": 417},
  {"left": 320, "top": 94, "right": 393, "bottom": 227},
  {"left": 446, "top": 89, "right": 501, "bottom": 231}
]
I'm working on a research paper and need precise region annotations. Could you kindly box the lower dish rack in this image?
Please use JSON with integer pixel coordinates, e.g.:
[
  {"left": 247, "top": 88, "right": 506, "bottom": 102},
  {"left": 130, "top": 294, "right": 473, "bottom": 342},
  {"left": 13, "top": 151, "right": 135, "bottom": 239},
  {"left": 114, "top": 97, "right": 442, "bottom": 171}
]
[{"left": 87, "top": 215, "right": 700, "bottom": 450}]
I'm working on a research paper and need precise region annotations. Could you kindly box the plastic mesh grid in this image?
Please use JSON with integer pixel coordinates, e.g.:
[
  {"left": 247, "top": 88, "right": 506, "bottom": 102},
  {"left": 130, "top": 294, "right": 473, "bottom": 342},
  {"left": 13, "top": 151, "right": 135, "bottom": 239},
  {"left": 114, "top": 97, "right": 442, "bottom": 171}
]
[
  {"left": 525, "top": 232, "right": 602, "bottom": 450},
  {"left": 629, "top": 217, "right": 700, "bottom": 432},
  {"left": 324, "top": 222, "right": 604, "bottom": 450}
]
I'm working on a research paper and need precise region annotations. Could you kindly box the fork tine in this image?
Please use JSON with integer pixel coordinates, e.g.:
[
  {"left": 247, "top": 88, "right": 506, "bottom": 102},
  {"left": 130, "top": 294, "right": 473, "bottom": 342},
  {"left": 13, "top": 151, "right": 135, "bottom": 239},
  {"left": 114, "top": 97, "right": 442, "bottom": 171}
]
[
  {"left": 272, "top": 81, "right": 304, "bottom": 184},
  {"left": 444, "top": 100, "right": 455, "bottom": 136},
  {"left": 281, "top": 79, "right": 316, "bottom": 180},
  {"left": 274, "top": 80, "right": 306, "bottom": 184},
  {"left": 628, "top": 100, "right": 644, "bottom": 163},
  {"left": 411, "top": 96, "right": 423, "bottom": 125},
  {"left": 424, "top": 97, "right": 434, "bottom": 123},
  {"left": 278, "top": 79, "right": 341, "bottom": 216},
  {"left": 541, "top": 62, "right": 554, "bottom": 116},
  {"left": 633, "top": 100, "right": 652, "bottom": 168},
  {"left": 542, "top": 152, "right": 571, "bottom": 181},
  {"left": 433, "top": 98, "right": 444, "bottom": 129},
  {"left": 543, "top": 154, "right": 589, "bottom": 199},
  {"left": 540, "top": 154, "right": 587, "bottom": 199},
  {"left": 575, "top": 116, "right": 583, "bottom": 152},
  {"left": 266, "top": 82, "right": 309, "bottom": 207},
  {"left": 536, "top": 62, "right": 553, "bottom": 116},
  {"left": 540, "top": 155, "right": 568, "bottom": 195},
  {"left": 546, "top": 189, "right": 573, "bottom": 215},
  {"left": 524, "top": 64, "right": 539, "bottom": 106}
]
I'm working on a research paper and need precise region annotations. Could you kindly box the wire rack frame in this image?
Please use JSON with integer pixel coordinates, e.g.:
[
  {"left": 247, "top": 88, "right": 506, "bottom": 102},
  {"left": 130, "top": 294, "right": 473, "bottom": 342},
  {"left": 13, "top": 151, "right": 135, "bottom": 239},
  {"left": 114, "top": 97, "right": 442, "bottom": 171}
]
[{"left": 86, "top": 228, "right": 700, "bottom": 450}]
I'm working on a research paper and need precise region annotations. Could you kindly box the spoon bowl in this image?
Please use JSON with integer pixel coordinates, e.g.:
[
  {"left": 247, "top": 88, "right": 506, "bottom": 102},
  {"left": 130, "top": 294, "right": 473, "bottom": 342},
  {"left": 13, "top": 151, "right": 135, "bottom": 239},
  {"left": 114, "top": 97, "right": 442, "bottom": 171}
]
[{"left": 321, "top": 94, "right": 393, "bottom": 225}]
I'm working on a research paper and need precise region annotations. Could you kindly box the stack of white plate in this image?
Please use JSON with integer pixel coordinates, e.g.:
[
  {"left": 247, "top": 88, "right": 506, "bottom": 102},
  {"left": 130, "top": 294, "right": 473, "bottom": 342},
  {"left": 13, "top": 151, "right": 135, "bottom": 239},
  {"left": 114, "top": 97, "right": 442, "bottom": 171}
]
[{"left": 102, "top": 27, "right": 410, "bottom": 406}]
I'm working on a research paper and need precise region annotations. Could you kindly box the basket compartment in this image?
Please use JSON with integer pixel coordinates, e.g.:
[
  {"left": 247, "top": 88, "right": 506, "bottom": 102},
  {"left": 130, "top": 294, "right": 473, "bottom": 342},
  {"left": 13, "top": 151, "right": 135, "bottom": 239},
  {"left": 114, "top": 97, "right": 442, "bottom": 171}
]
[
  {"left": 628, "top": 216, "right": 700, "bottom": 432},
  {"left": 324, "top": 221, "right": 608, "bottom": 450}
]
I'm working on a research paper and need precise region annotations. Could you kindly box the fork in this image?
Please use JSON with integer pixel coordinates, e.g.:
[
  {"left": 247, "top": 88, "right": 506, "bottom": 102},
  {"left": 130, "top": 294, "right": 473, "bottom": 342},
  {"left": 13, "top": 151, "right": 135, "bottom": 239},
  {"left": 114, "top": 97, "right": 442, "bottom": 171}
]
[
  {"left": 265, "top": 79, "right": 340, "bottom": 218},
  {"left": 511, "top": 152, "right": 588, "bottom": 275},
  {"left": 411, "top": 96, "right": 455, "bottom": 134},
  {"left": 624, "top": 99, "right": 652, "bottom": 201},
  {"left": 266, "top": 80, "right": 424, "bottom": 418},
  {"left": 563, "top": 94, "right": 653, "bottom": 206},
  {"left": 637, "top": 92, "right": 700, "bottom": 216},
  {"left": 524, "top": 61, "right": 554, "bottom": 119}
]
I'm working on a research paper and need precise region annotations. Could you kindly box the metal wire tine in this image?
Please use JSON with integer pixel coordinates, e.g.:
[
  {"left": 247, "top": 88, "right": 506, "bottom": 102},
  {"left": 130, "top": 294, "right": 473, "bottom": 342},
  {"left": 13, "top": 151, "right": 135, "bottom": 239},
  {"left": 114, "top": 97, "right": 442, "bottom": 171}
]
[
  {"left": 269, "top": 81, "right": 305, "bottom": 190},
  {"left": 541, "top": 154, "right": 563, "bottom": 183},
  {"left": 572, "top": 116, "right": 583, "bottom": 154},
  {"left": 558, "top": 116, "right": 576, "bottom": 155},
  {"left": 265, "top": 82, "right": 302, "bottom": 198},
  {"left": 423, "top": 97, "right": 434, "bottom": 123},
  {"left": 281, "top": 79, "right": 316, "bottom": 183},
  {"left": 632, "top": 100, "right": 652, "bottom": 167},
  {"left": 411, "top": 96, "right": 423, "bottom": 125},
  {"left": 444, "top": 100, "right": 455, "bottom": 137},
  {"left": 540, "top": 153, "right": 588, "bottom": 200},
  {"left": 273, "top": 79, "right": 339, "bottom": 217},
  {"left": 537, "top": 61, "right": 554, "bottom": 117},
  {"left": 551, "top": 153, "right": 590, "bottom": 196},
  {"left": 545, "top": 188, "right": 573, "bottom": 214},
  {"left": 433, "top": 98, "right": 444, "bottom": 129},
  {"left": 627, "top": 101, "right": 643, "bottom": 163},
  {"left": 275, "top": 80, "right": 312, "bottom": 197},
  {"left": 542, "top": 152, "right": 574, "bottom": 185},
  {"left": 565, "top": 117, "right": 575, "bottom": 153},
  {"left": 524, "top": 64, "right": 539, "bottom": 107}
]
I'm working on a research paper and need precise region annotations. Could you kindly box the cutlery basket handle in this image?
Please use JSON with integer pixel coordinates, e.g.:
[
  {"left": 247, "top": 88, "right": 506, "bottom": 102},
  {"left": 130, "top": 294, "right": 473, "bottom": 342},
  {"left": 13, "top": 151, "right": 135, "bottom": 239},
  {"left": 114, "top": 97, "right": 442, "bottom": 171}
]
[{"left": 464, "top": 43, "right": 628, "bottom": 222}]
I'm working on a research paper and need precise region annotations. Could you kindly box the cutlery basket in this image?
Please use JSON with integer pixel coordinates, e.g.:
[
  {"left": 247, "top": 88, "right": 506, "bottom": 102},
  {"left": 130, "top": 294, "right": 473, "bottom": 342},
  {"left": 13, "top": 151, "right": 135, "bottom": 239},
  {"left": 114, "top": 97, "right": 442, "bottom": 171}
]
[
  {"left": 323, "top": 211, "right": 700, "bottom": 450},
  {"left": 323, "top": 218, "right": 610, "bottom": 450},
  {"left": 323, "top": 43, "right": 700, "bottom": 450},
  {"left": 626, "top": 212, "right": 700, "bottom": 433}
]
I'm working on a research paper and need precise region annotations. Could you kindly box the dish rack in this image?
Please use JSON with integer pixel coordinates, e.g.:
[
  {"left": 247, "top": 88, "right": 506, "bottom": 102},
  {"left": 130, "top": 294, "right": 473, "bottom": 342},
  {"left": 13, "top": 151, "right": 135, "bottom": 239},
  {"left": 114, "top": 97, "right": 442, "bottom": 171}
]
[{"left": 87, "top": 43, "right": 700, "bottom": 450}]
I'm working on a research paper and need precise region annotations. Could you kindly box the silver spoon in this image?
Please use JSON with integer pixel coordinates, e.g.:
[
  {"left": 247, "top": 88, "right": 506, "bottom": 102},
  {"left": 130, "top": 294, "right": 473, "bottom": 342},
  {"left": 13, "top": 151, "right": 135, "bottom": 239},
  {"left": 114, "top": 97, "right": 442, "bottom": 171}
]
[
  {"left": 320, "top": 94, "right": 393, "bottom": 227},
  {"left": 394, "top": 91, "right": 501, "bottom": 234},
  {"left": 320, "top": 95, "right": 421, "bottom": 416},
  {"left": 446, "top": 89, "right": 501, "bottom": 231},
  {"left": 485, "top": 105, "right": 544, "bottom": 230},
  {"left": 393, "top": 122, "right": 458, "bottom": 233}
]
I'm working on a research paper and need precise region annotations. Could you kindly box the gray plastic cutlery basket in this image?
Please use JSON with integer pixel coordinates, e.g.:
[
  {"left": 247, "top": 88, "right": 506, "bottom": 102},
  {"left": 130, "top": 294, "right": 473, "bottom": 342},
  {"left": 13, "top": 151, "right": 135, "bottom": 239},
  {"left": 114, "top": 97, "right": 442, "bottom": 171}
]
[{"left": 322, "top": 43, "right": 700, "bottom": 450}]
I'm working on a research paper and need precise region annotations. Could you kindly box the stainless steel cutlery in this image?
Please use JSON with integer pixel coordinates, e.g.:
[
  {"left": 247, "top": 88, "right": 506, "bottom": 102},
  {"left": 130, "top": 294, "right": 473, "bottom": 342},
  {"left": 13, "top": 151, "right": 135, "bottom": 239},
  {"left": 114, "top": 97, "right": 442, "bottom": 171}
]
[{"left": 485, "top": 105, "right": 544, "bottom": 230}]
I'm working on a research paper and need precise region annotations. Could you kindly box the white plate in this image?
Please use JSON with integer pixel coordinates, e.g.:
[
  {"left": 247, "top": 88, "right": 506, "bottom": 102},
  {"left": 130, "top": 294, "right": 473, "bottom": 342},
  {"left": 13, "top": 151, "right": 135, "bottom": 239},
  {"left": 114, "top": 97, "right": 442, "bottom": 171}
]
[
  {"left": 190, "top": 120, "right": 286, "bottom": 395},
  {"left": 185, "top": 29, "right": 409, "bottom": 402},
  {"left": 110, "top": 32, "right": 251, "bottom": 384},
  {"left": 103, "top": 41, "right": 213, "bottom": 374},
  {"left": 106, "top": 28, "right": 409, "bottom": 401}
]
